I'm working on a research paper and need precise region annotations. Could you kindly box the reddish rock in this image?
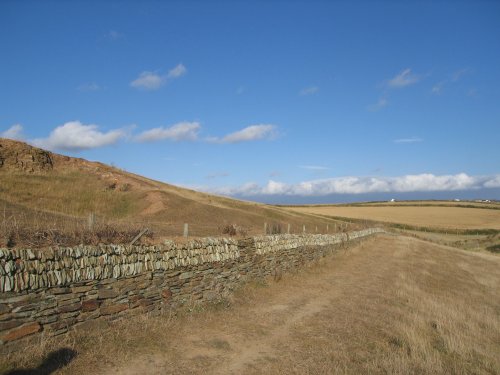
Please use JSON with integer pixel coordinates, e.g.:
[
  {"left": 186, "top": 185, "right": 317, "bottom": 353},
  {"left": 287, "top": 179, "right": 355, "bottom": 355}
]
[
  {"left": 100, "top": 304, "right": 128, "bottom": 315},
  {"left": 81, "top": 299, "right": 100, "bottom": 312},
  {"left": 1, "top": 322, "right": 41, "bottom": 342},
  {"left": 161, "top": 289, "right": 172, "bottom": 300}
]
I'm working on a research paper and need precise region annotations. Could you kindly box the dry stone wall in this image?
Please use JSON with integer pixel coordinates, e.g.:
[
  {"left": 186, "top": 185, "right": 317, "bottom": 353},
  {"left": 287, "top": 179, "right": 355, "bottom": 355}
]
[{"left": 0, "top": 228, "right": 383, "bottom": 346}]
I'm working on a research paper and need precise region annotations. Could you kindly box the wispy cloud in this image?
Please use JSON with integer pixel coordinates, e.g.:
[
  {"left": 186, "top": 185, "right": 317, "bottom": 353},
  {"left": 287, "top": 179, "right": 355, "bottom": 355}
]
[
  {"left": 388, "top": 68, "right": 420, "bottom": 88},
  {"left": 431, "top": 81, "right": 445, "bottom": 95},
  {"left": 78, "top": 82, "right": 101, "bottom": 92},
  {"left": 299, "top": 86, "right": 319, "bottom": 96},
  {"left": 369, "top": 69, "right": 420, "bottom": 111},
  {"left": 367, "top": 97, "right": 389, "bottom": 111},
  {"left": 451, "top": 68, "right": 470, "bottom": 82},
  {"left": 393, "top": 137, "right": 423, "bottom": 144},
  {"left": 135, "top": 122, "right": 200, "bottom": 142},
  {"left": 130, "top": 63, "right": 187, "bottom": 90},
  {"left": 299, "top": 165, "right": 329, "bottom": 171},
  {"left": 167, "top": 63, "right": 187, "bottom": 79},
  {"left": 431, "top": 68, "right": 472, "bottom": 95},
  {"left": 32, "top": 121, "right": 126, "bottom": 151},
  {"left": 211, "top": 124, "right": 277, "bottom": 144},
  {"left": 205, "top": 173, "right": 500, "bottom": 197},
  {"left": 105, "top": 30, "right": 123, "bottom": 41},
  {"left": 205, "top": 172, "right": 230, "bottom": 180},
  {"left": 236, "top": 86, "right": 245, "bottom": 95},
  {"left": 1, "top": 124, "right": 24, "bottom": 140},
  {"left": 468, "top": 88, "right": 478, "bottom": 97}
]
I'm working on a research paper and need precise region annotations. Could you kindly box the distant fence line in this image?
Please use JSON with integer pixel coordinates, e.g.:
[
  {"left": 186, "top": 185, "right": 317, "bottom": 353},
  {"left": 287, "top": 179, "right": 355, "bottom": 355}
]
[{"left": 87, "top": 213, "right": 357, "bottom": 238}]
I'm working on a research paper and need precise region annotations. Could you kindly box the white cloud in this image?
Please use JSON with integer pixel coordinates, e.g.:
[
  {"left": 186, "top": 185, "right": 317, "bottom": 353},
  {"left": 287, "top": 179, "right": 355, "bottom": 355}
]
[
  {"left": 212, "top": 124, "right": 277, "bottom": 144},
  {"left": 388, "top": 68, "right": 420, "bottom": 88},
  {"left": 1, "top": 124, "right": 24, "bottom": 140},
  {"left": 204, "top": 173, "right": 500, "bottom": 197},
  {"left": 367, "top": 97, "right": 389, "bottom": 111},
  {"left": 167, "top": 63, "right": 187, "bottom": 78},
  {"left": 484, "top": 176, "right": 500, "bottom": 188},
  {"left": 78, "top": 82, "right": 101, "bottom": 91},
  {"left": 299, "top": 165, "right": 329, "bottom": 170},
  {"left": 299, "top": 86, "right": 319, "bottom": 96},
  {"left": 130, "top": 71, "right": 164, "bottom": 90},
  {"left": 393, "top": 137, "right": 423, "bottom": 143},
  {"left": 130, "top": 63, "right": 187, "bottom": 90},
  {"left": 135, "top": 122, "right": 200, "bottom": 142},
  {"left": 32, "top": 121, "right": 126, "bottom": 151}
]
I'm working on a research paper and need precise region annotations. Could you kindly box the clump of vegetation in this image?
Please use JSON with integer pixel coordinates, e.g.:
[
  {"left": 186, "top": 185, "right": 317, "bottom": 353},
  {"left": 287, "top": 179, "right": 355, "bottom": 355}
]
[
  {"left": 220, "top": 224, "right": 247, "bottom": 237},
  {"left": 1, "top": 211, "right": 153, "bottom": 248},
  {"left": 486, "top": 244, "right": 500, "bottom": 253},
  {"left": 119, "top": 183, "right": 132, "bottom": 192}
]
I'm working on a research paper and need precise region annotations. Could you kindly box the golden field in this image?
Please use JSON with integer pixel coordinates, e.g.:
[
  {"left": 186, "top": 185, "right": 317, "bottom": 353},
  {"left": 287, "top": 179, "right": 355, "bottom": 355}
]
[{"left": 286, "top": 205, "right": 500, "bottom": 230}]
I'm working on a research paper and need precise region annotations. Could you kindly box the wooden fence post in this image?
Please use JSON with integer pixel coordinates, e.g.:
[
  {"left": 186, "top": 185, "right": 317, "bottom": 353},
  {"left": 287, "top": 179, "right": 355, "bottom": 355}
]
[
  {"left": 88, "top": 213, "right": 95, "bottom": 230},
  {"left": 287, "top": 223, "right": 290, "bottom": 234},
  {"left": 183, "top": 223, "right": 189, "bottom": 238},
  {"left": 264, "top": 222, "right": 268, "bottom": 235}
]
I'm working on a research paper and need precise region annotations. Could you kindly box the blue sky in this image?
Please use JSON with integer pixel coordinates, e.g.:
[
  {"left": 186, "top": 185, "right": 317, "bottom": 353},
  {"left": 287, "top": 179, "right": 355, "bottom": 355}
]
[{"left": 1, "top": 1, "right": 499, "bottom": 202}]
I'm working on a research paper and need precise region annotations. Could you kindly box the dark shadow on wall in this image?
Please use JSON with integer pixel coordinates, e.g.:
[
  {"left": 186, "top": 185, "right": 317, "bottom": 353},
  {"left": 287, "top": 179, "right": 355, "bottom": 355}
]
[{"left": 6, "top": 348, "right": 77, "bottom": 375}]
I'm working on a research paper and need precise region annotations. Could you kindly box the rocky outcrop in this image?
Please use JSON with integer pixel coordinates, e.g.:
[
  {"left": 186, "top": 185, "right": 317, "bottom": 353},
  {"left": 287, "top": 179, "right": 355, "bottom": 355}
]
[{"left": 0, "top": 138, "right": 53, "bottom": 173}]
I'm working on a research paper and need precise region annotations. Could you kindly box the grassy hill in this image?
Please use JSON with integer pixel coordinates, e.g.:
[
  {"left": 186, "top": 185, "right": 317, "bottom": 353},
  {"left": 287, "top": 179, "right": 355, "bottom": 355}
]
[{"left": 0, "top": 138, "right": 344, "bottom": 248}]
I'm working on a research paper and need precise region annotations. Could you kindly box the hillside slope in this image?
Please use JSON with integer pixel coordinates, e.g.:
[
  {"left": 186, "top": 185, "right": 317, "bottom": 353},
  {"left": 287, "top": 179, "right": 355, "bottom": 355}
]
[{"left": 0, "top": 138, "right": 344, "bottom": 247}]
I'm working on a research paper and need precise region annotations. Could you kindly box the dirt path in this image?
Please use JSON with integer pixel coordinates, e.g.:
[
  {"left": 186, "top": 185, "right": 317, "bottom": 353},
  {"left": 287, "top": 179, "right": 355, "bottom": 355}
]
[
  {"left": 54, "top": 234, "right": 499, "bottom": 374},
  {"left": 107, "top": 235, "right": 408, "bottom": 375},
  {"left": 114, "top": 283, "right": 336, "bottom": 375}
]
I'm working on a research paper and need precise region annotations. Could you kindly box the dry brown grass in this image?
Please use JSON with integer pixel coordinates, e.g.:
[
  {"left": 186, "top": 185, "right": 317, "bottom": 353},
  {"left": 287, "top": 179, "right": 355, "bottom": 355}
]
[
  {"left": 2, "top": 235, "right": 499, "bottom": 374},
  {"left": 287, "top": 205, "right": 500, "bottom": 230},
  {"left": 1, "top": 139, "right": 350, "bottom": 246}
]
